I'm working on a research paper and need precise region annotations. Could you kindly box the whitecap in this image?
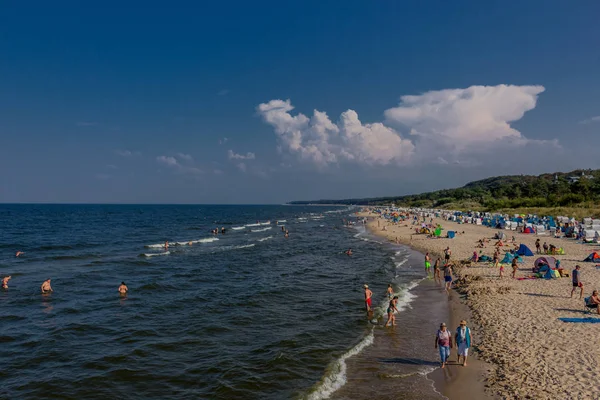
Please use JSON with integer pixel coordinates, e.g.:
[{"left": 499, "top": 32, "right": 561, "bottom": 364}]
[
  {"left": 143, "top": 251, "right": 170, "bottom": 257},
  {"left": 251, "top": 227, "right": 272, "bottom": 233}
]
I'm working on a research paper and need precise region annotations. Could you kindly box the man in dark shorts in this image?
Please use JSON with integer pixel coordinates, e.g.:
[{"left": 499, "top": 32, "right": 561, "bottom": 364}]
[
  {"left": 571, "top": 265, "right": 583, "bottom": 299},
  {"left": 444, "top": 247, "right": 451, "bottom": 262}
]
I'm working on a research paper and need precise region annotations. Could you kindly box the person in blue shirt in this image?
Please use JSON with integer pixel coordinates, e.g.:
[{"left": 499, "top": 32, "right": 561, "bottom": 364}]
[{"left": 455, "top": 320, "right": 472, "bottom": 367}]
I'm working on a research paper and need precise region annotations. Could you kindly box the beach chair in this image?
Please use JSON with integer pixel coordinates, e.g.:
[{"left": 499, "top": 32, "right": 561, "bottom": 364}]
[{"left": 584, "top": 297, "right": 598, "bottom": 314}]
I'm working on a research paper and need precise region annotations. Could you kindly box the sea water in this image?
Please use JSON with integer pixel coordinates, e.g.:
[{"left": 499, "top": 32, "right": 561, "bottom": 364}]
[{"left": 0, "top": 204, "right": 447, "bottom": 399}]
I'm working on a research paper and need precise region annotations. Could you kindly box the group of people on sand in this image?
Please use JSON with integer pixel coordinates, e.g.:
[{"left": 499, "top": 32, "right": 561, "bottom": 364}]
[
  {"left": 424, "top": 249, "right": 454, "bottom": 292},
  {"left": 2, "top": 276, "right": 128, "bottom": 295}
]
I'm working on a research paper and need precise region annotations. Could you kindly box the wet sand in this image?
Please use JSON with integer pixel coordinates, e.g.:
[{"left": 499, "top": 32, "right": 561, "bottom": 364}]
[
  {"left": 360, "top": 211, "right": 600, "bottom": 399},
  {"left": 331, "top": 243, "right": 493, "bottom": 400}
]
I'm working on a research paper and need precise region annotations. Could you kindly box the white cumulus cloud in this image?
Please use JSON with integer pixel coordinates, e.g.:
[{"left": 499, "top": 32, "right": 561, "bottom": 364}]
[
  {"left": 228, "top": 150, "right": 256, "bottom": 160},
  {"left": 258, "top": 85, "right": 553, "bottom": 168},
  {"left": 257, "top": 99, "right": 413, "bottom": 167}
]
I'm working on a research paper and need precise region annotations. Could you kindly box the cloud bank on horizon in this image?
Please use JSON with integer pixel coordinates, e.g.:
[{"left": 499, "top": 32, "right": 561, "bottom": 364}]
[{"left": 258, "top": 84, "right": 557, "bottom": 168}]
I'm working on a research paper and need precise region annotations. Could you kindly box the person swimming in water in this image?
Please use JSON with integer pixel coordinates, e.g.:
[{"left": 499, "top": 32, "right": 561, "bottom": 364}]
[
  {"left": 345, "top": 248, "right": 353, "bottom": 256},
  {"left": 15, "top": 251, "right": 24, "bottom": 257},
  {"left": 385, "top": 296, "right": 399, "bottom": 327},
  {"left": 2, "top": 276, "right": 11, "bottom": 289},
  {"left": 118, "top": 281, "right": 128, "bottom": 295},
  {"left": 41, "top": 279, "right": 53, "bottom": 293},
  {"left": 284, "top": 230, "right": 289, "bottom": 238},
  {"left": 164, "top": 241, "right": 169, "bottom": 250}
]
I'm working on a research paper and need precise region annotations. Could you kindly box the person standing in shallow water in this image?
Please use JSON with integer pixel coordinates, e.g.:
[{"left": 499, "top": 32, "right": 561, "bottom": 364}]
[
  {"left": 364, "top": 284, "right": 373, "bottom": 312},
  {"left": 435, "top": 322, "right": 452, "bottom": 368},
  {"left": 424, "top": 252, "right": 431, "bottom": 277},
  {"left": 385, "top": 296, "right": 399, "bottom": 327},
  {"left": 433, "top": 259, "right": 441, "bottom": 283},
  {"left": 118, "top": 282, "right": 128, "bottom": 295},
  {"left": 41, "top": 279, "right": 52, "bottom": 293},
  {"left": 386, "top": 283, "right": 394, "bottom": 300}
]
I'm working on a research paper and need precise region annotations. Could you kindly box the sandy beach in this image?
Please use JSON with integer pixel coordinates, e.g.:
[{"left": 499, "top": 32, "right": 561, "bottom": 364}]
[{"left": 360, "top": 211, "right": 600, "bottom": 400}]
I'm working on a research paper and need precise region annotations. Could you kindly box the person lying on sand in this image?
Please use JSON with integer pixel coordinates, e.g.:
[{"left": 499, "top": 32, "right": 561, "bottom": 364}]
[{"left": 494, "top": 240, "right": 504, "bottom": 247}]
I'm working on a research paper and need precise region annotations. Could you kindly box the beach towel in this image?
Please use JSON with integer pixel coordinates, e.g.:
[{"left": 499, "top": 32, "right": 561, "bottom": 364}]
[{"left": 559, "top": 318, "right": 600, "bottom": 324}]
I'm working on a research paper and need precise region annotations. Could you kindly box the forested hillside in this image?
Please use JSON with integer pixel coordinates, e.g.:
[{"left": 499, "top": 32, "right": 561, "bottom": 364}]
[{"left": 290, "top": 169, "right": 600, "bottom": 211}]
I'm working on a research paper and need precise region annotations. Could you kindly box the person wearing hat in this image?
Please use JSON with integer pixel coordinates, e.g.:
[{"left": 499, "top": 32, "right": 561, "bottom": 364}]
[
  {"left": 434, "top": 322, "right": 452, "bottom": 368},
  {"left": 363, "top": 284, "right": 373, "bottom": 312},
  {"left": 455, "top": 320, "right": 472, "bottom": 366}
]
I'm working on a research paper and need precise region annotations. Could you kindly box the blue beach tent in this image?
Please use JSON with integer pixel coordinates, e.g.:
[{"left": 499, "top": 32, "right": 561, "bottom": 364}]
[
  {"left": 516, "top": 244, "right": 534, "bottom": 257},
  {"left": 501, "top": 252, "right": 523, "bottom": 264}
]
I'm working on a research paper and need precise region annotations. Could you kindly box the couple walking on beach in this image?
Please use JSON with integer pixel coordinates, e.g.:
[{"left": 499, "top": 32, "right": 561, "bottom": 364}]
[{"left": 435, "top": 320, "right": 472, "bottom": 369}]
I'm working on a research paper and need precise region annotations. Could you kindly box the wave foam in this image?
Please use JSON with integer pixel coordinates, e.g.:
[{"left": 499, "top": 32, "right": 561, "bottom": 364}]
[
  {"left": 142, "top": 251, "right": 170, "bottom": 257},
  {"left": 245, "top": 223, "right": 261, "bottom": 227},
  {"left": 304, "top": 330, "right": 374, "bottom": 400},
  {"left": 306, "top": 280, "right": 421, "bottom": 399},
  {"left": 251, "top": 227, "right": 272, "bottom": 233},
  {"left": 257, "top": 236, "right": 273, "bottom": 242},
  {"left": 231, "top": 226, "right": 246, "bottom": 230}
]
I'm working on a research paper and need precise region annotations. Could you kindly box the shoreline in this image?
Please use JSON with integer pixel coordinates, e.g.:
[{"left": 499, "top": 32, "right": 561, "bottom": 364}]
[
  {"left": 359, "top": 217, "right": 494, "bottom": 399},
  {"left": 359, "top": 211, "right": 600, "bottom": 399}
]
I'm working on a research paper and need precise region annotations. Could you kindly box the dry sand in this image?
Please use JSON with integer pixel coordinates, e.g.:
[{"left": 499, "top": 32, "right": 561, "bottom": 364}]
[{"left": 360, "top": 211, "right": 600, "bottom": 400}]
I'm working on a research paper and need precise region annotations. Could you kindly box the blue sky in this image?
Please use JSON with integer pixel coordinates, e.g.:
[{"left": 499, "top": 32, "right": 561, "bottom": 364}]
[{"left": 1, "top": 1, "right": 599, "bottom": 203}]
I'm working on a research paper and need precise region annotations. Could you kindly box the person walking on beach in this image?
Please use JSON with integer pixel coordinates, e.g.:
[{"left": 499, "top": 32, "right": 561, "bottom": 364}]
[
  {"left": 41, "top": 279, "right": 52, "bottom": 293},
  {"left": 455, "top": 320, "right": 472, "bottom": 366},
  {"left": 435, "top": 322, "right": 452, "bottom": 368},
  {"left": 535, "top": 239, "right": 541, "bottom": 254},
  {"left": 364, "top": 284, "right": 373, "bottom": 312},
  {"left": 118, "top": 282, "right": 128, "bottom": 295},
  {"left": 2, "top": 276, "right": 11, "bottom": 289},
  {"left": 385, "top": 296, "right": 399, "bottom": 327},
  {"left": 386, "top": 283, "right": 394, "bottom": 300},
  {"left": 444, "top": 247, "right": 451, "bottom": 263},
  {"left": 424, "top": 252, "right": 432, "bottom": 277},
  {"left": 443, "top": 264, "right": 453, "bottom": 293},
  {"left": 433, "top": 259, "right": 441, "bottom": 283},
  {"left": 571, "top": 265, "right": 583, "bottom": 299},
  {"left": 543, "top": 241, "right": 548, "bottom": 254},
  {"left": 511, "top": 257, "right": 519, "bottom": 279}
]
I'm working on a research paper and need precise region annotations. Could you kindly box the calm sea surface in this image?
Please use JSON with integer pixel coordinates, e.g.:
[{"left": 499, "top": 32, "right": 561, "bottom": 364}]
[{"left": 0, "top": 204, "right": 446, "bottom": 400}]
